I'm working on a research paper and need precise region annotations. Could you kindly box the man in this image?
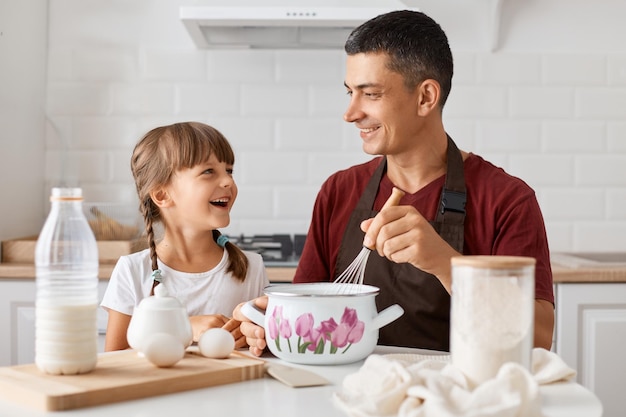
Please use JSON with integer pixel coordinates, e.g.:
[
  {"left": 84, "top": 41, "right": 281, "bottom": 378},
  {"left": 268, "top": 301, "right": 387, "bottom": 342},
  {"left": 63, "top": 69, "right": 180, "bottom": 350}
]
[{"left": 234, "top": 10, "right": 554, "bottom": 354}]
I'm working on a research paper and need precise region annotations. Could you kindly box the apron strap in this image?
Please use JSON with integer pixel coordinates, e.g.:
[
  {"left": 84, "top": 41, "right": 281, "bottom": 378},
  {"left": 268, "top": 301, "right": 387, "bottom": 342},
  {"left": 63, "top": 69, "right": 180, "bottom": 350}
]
[{"left": 436, "top": 135, "right": 467, "bottom": 226}]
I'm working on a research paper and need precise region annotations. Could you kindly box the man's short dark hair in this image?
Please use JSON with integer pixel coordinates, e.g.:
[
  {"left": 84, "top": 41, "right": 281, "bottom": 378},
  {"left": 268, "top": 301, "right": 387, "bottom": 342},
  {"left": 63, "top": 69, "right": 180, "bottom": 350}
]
[{"left": 345, "top": 10, "right": 453, "bottom": 108}]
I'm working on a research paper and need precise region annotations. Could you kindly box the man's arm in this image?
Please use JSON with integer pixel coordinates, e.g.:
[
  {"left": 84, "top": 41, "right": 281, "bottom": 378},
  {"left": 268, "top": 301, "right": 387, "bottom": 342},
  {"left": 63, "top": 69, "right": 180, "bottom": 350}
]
[{"left": 534, "top": 299, "right": 555, "bottom": 349}]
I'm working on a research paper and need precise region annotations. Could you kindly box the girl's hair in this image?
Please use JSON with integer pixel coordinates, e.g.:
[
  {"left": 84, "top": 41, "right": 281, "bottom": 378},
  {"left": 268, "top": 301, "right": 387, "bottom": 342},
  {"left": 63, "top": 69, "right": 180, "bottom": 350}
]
[{"left": 130, "top": 122, "right": 249, "bottom": 289}]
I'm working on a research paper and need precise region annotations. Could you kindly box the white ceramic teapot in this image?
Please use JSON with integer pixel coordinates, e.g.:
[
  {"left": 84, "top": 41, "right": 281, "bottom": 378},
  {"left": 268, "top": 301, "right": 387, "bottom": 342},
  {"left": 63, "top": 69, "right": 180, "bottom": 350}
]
[{"left": 126, "top": 284, "right": 193, "bottom": 367}]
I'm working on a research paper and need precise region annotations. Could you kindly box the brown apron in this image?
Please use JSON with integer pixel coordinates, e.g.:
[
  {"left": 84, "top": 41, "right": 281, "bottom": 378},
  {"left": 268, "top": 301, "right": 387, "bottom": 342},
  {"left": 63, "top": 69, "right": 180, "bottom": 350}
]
[{"left": 335, "top": 136, "right": 466, "bottom": 351}]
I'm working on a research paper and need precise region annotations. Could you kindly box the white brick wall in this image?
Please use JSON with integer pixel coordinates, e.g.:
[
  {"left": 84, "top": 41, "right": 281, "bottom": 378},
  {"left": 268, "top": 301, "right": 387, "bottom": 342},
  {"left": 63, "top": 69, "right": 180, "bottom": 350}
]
[{"left": 37, "top": 0, "right": 626, "bottom": 253}]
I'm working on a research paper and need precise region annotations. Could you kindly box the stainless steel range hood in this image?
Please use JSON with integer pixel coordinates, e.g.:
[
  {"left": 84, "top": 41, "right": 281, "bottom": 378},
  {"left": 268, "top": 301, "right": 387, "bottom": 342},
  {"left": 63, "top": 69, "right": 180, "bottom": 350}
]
[{"left": 180, "top": 6, "right": 418, "bottom": 49}]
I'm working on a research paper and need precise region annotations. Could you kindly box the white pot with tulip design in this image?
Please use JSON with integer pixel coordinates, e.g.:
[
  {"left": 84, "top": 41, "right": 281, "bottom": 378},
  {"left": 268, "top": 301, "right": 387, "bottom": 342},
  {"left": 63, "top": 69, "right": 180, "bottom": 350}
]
[{"left": 241, "top": 283, "right": 404, "bottom": 365}]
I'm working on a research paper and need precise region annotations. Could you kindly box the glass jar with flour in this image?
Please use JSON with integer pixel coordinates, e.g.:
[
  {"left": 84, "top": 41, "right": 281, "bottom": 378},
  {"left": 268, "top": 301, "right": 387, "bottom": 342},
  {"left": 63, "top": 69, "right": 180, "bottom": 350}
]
[{"left": 450, "top": 256, "right": 535, "bottom": 388}]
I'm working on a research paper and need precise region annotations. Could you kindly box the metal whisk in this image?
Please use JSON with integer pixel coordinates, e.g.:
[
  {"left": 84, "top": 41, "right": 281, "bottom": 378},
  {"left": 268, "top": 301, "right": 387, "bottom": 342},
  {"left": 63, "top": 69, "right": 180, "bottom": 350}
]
[{"left": 331, "top": 187, "right": 406, "bottom": 294}]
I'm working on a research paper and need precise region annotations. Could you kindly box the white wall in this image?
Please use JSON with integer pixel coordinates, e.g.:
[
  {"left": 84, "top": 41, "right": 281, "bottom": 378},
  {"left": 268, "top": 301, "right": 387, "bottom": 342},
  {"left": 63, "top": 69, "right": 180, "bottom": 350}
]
[
  {"left": 0, "top": 0, "right": 47, "bottom": 245},
  {"left": 2, "top": 0, "right": 626, "bottom": 253}
]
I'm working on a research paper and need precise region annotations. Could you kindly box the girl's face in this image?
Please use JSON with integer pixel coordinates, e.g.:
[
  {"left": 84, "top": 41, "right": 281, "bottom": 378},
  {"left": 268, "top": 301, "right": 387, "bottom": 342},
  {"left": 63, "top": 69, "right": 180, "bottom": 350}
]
[{"left": 164, "top": 153, "right": 237, "bottom": 232}]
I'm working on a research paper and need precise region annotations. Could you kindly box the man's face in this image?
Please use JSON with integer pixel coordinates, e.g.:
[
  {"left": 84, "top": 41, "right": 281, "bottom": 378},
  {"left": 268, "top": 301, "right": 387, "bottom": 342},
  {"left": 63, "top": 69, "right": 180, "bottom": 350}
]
[{"left": 343, "top": 52, "right": 422, "bottom": 156}]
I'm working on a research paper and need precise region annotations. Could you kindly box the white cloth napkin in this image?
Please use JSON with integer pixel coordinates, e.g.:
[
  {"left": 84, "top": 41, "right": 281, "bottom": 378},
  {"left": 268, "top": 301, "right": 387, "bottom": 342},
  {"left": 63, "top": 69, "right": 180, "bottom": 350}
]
[{"left": 333, "top": 348, "right": 576, "bottom": 417}]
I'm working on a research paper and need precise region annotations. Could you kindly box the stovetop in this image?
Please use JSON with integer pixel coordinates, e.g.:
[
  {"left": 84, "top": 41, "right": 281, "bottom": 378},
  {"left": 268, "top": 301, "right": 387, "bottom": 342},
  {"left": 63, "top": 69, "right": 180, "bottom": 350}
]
[{"left": 226, "top": 234, "right": 305, "bottom": 266}]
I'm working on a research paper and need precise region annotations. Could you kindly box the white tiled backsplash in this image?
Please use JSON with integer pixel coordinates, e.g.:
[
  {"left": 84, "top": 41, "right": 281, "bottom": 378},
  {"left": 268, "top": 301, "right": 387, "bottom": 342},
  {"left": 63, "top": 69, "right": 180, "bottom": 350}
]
[{"left": 36, "top": 1, "right": 626, "bottom": 252}]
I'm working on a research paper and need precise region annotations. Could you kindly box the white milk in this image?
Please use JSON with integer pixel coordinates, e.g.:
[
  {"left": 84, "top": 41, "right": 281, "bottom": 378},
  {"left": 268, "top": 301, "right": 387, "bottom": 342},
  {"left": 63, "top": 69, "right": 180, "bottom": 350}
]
[{"left": 35, "top": 303, "right": 98, "bottom": 375}]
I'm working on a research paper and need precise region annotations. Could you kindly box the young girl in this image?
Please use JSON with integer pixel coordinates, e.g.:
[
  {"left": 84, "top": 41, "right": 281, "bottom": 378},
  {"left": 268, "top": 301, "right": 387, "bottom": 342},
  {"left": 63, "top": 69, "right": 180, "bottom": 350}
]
[{"left": 101, "top": 122, "right": 269, "bottom": 351}]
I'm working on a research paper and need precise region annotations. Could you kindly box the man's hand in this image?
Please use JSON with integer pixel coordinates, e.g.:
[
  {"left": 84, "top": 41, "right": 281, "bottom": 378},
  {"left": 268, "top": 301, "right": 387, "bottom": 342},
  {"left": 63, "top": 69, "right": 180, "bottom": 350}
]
[{"left": 361, "top": 205, "right": 460, "bottom": 293}]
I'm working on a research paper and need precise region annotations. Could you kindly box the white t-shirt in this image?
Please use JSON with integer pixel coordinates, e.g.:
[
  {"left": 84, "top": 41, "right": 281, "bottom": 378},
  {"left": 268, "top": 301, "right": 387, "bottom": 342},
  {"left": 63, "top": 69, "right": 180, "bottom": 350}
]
[{"left": 100, "top": 248, "right": 269, "bottom": 317}]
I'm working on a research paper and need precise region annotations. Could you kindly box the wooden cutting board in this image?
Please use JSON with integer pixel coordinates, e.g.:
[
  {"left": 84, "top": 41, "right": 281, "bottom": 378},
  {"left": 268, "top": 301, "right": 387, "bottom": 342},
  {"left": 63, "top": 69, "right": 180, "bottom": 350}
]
[{"left": 0, "top": 350, "right": 265, "bottom": 411}]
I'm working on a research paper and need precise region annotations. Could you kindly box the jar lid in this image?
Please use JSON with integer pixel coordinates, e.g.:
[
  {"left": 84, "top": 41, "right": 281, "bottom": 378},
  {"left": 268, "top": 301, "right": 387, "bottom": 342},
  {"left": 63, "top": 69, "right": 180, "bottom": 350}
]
[
  {"left": 451, "top": 255, "right": 536, "bottom": 269},
  {"left": 138, "top": 284, "right": 184, "bottom": 310}
]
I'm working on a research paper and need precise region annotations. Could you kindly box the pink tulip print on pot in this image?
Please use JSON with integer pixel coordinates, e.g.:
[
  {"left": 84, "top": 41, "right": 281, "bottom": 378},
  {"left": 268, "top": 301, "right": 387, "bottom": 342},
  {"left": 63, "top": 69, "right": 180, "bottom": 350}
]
[
  {"left": 241, "top": 283, "right": 403, "bottom": 365},
  {"left": 269, "top": 305, "right": 365, "bottom": 355}
]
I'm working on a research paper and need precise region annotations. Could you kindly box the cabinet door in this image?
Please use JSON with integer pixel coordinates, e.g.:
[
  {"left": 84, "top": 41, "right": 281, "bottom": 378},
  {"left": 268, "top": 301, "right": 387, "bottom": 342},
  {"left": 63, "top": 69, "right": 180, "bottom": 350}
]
[
  {"left": 0, "top": 281, "right": 36, "bottom": 366},
  {"left": 556, "top": 283, "right": 626, "bottom": 417},
  {"left": 0, "top": 280, "right": 110, "bottom": 366}
]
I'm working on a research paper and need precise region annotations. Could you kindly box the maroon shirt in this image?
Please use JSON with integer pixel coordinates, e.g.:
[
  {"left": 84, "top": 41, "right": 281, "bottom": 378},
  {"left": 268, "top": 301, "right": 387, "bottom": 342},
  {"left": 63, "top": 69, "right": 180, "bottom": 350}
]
[{"left": 294, "top": 154, "right": 554, "bottom": 304}]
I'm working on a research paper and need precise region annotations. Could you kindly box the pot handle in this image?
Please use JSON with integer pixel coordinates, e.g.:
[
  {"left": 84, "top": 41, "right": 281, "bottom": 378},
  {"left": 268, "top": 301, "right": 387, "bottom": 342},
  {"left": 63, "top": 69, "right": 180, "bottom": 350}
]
[
  {"left": 372, "top": 304, "right": 404, "bottom": 330},
  {"left": 240, "top": 300, "right": 266, "bottom": 327}
]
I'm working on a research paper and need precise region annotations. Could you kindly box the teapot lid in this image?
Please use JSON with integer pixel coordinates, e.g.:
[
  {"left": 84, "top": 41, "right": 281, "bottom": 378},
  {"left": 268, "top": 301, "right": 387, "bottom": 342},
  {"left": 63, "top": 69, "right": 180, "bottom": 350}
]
[{"left": 139, "top": 284, "right": 185, "bottom": 310}]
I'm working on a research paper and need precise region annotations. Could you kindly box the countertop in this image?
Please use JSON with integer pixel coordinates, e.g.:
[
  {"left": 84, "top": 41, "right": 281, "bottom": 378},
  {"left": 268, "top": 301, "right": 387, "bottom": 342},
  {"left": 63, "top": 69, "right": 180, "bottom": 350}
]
[
  {"left": 0, "top": 346, "right": 603, "bottom": 417},
  {"left": 2, "top": 255, "right": 626, "bottom": 283},
  {"left": 0, "top": 263, "right": 294, "bottom": 282}
]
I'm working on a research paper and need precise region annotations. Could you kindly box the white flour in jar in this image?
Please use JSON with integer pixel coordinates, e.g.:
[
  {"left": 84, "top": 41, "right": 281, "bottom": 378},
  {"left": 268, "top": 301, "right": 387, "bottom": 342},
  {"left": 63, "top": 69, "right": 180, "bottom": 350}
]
[{"left": 450, "top": 273, "right": 534, "bottom": 388}]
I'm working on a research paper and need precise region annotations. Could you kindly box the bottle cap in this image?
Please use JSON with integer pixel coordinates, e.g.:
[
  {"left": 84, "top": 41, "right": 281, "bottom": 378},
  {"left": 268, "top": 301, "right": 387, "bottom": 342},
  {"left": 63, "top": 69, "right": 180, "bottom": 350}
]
[{"left": 50, "top": 187, "right": 83, "bottom": 201}]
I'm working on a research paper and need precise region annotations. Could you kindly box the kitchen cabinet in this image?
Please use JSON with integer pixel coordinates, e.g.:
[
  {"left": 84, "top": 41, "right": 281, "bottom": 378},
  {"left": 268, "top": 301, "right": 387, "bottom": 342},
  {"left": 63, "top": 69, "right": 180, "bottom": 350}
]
[
  {"left": 0, "top": 279, "right": 109, "bottom": 367},
  {"left": 555, "top": 282, "right": 626, "bottom": 417}
]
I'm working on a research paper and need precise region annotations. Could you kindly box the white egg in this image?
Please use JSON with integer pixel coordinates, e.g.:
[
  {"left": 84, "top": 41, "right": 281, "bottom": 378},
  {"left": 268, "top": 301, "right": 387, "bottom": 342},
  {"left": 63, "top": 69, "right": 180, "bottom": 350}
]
[
  {"left": 198, "top": 328, "right": 235, "bottom": 359},
  {"left": 142, "top": 333, "right": 185, "bottom": 368}
]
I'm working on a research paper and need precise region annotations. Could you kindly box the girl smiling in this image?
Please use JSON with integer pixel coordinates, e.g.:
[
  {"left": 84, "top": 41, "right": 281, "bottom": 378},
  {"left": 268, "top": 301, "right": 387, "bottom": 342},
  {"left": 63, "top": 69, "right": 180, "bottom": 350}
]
[{"left": 101, "top": 122, "right": 268, "bottom": 351}]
